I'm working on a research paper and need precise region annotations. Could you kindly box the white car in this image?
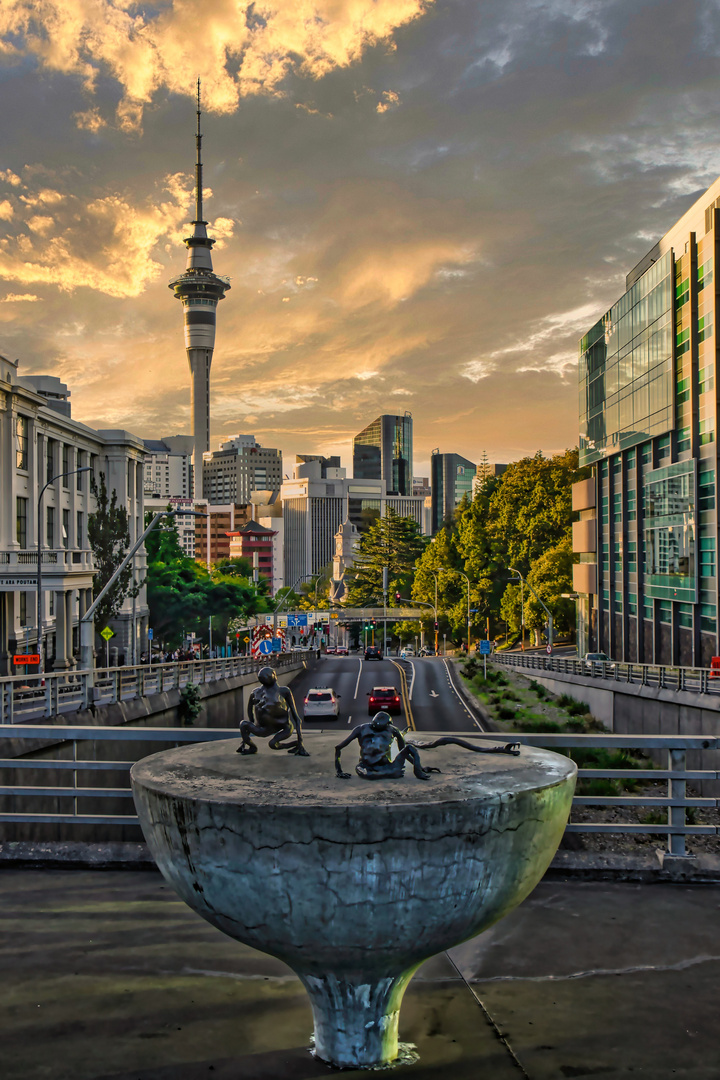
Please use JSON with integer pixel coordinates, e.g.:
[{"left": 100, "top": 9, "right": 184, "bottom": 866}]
[
  {"left": 583, "top": 651, "right": 615, "bottom": 672},
  {"left": 303, "top": 686, "right": 341, "bottom": 720},
  {"left": 400, "top": 647, "right": 415, "bottom": 658}
]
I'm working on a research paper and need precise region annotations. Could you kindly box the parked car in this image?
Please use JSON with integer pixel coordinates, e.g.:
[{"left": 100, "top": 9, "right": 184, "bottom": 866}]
[
  {"left": 303, "top": 686, "right": 341, "bottom": 720},
  {"left": 367, "top": 686, "right": 402, "bottom": 716},
  {"left": 364, "top": 646, "right": 382, "bottom": 661},
  {"left": 400, "top": 647, "right": 415, "bottom": 658}
]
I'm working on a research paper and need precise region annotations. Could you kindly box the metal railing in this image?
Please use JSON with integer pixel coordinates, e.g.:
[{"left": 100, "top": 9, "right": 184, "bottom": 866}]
[
  {"left": 0, "top": 652, "right": 308, "bottom": 725},
  {"left": 492, "top": 651, "right": 720, "bottom": 696},
  {"left": 0, "top": 548, "right": 94, "bottom": 568},
  {"left": 0, "top": 729, "right": 716, "bottom": 857}
]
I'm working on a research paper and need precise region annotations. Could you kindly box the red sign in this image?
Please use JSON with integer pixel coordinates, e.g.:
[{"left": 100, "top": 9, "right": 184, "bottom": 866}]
[{"left": 14, "top": 654, "right": 40, "bottom": 665}]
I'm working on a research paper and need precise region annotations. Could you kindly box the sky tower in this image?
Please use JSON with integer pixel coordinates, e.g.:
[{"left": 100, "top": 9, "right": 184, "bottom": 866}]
[{"left": 169, "top": 80, "right": 230, "bottom": 488}]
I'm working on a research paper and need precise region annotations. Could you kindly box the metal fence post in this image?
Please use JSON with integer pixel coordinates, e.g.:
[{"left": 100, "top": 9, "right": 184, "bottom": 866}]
[{"left": 668, "top": 748, "right": 687, "bottom": 857}]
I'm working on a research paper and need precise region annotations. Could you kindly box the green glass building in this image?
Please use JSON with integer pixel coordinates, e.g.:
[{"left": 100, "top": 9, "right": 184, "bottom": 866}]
[{"left": 574, "top": 181, "right": 720, "bottom": 666}]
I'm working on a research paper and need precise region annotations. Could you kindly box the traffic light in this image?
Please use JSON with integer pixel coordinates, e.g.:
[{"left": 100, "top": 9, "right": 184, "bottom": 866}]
[
  {"left": 395, "top": 591, "right": 401, "bottom": 601},
  {"left": 434, "top": 622, "right": 439, "bottom": 631}
]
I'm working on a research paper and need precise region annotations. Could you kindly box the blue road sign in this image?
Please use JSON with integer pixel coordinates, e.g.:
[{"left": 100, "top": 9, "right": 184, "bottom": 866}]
[
  {"left": 148, "top": 628, "right": 153, "bottom": 639},
  {"left": 271, "top": 637, "right": 282, "bottom": 652},
  {"left": 258, "top": 639, "right": 273, "bottom": 655},
  {"left": 287, "top": 614, "right": 308, "bottom": 627},
  {"left": 479, "top": 640, "right": 492, "bottom": 655}
]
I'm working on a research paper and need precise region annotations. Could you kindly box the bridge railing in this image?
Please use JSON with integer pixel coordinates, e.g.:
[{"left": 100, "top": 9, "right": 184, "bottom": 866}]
[
  {"left": 491, "top": 651, "right": 719, "bottom": 696},
  {"left": 0, "top": 652, "right": 308, "bottom": 725},
  {"left": 0, "top": 728, "right": 717, "bottom": 857}
]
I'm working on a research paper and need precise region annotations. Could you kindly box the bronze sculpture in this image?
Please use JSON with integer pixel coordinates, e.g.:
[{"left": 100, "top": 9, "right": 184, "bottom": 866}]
[
  {"left": 335, "top": 713, "right": 521, "bottom": 780},
  {"left": 237, "top": 666, "right": 309, "bottom": 756}
]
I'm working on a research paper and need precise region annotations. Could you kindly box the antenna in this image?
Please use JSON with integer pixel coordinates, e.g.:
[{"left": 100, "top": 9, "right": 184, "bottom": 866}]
[{"left": 195, "top": 77, "right": 203, "bottom": 223}]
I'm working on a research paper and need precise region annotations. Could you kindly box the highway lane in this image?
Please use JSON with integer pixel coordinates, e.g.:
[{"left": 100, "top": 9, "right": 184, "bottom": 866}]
[{"left": 288, "top": 654, "right": 481, "bottom": 734}]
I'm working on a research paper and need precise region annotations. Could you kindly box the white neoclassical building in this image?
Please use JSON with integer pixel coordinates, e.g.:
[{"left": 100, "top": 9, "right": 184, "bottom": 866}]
[{"left": 0, "top": 355, "right": 148, "bottom": 674}]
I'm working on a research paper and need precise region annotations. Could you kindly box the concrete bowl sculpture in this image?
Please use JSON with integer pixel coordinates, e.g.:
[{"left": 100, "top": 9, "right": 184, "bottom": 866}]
[{"left": 131, "top": 733, "right": 576, "bottom": 1068}]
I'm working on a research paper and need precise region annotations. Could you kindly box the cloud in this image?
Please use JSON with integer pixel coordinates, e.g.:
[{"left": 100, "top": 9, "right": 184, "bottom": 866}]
[
  {"left": 376, "top": 90, "right": 401, "bottom": 113},
  {"left": 0, "top": 200, "right": 13, "bottom": 220},
  {"left": 0, "top": 172, "right": 199, "bottom": 297},
  {"left": 0, "top": 0, "right": 432, "bottom": 130},
  {"left": 0, "top": 293, "right": 41, "bottom": 302}
]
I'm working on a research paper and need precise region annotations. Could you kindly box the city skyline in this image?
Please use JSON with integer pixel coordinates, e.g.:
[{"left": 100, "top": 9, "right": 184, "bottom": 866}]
[{"left": 2, "top": 2, "right": 720, "bottom": 475}]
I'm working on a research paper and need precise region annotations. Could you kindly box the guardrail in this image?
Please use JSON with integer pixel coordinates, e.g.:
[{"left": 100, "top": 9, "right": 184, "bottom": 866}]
[
  {"left": 0, "top": 729, "right": 716, "bottom": 857},
  {"left": 0, "top": 652, "right": 308, "bottom": 724},
  {"left": 492, "top": 651, "right": 720, "bottom": 696}
]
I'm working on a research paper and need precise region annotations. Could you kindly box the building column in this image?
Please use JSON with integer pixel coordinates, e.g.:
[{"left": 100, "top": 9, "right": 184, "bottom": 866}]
[
  {"left": 53, "top": 589, "right": 69, "bottom": 670},
  {"left": 67, "top": 589, "right": 76, "bottom": 666},
  {"left": 0, "top": 593, "right": 14, "bottom": 675}
]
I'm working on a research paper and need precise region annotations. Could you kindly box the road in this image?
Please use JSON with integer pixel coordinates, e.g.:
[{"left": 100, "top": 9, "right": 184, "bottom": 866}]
[{"left": 290, "top": 654, "right": 482, "bottom": 734}]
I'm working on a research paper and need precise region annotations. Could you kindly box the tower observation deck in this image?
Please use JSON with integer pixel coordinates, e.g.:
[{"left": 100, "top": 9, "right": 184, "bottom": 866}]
[{"left": 169, "top": 80, "right": 230, "bottom": 485}]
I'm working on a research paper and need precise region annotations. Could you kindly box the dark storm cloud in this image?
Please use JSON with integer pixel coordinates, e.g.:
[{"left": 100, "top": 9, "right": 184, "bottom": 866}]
[{"left": 1, "top": 0, "right": 720, "bottom": 471}]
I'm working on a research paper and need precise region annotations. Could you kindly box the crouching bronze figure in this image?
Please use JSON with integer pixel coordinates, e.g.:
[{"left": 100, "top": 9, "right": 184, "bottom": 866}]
[{"left": 238, "top": 666, "right": 309, "bottom": 756}]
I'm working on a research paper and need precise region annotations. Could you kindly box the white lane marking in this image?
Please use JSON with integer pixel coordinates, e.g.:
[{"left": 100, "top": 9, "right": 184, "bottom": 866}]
[
  {"left": 353, "top": 658, "right": 362, "bottom": 700},
  {"left": 442, "top": 658, "right": 483, "bottom": 731},
  {"left": 347, "top": 714, "right": 353, "bottom": 725},
  {"left": 407, "top": 659, "right": 416, "bottom": 700}
]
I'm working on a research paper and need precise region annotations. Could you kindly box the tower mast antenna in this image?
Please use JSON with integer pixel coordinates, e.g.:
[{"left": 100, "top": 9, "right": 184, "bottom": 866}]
[{"left": 195, "top": 77, "right": 203, "bottom": 224}]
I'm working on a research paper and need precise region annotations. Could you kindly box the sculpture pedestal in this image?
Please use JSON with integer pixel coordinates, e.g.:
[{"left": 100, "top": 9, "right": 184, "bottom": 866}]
[{"left": 131, "top": 734, "right": 575, "bottom": 1068}]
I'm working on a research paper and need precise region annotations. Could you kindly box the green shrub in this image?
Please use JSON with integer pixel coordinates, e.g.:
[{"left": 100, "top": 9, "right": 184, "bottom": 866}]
[
  {"left": 578, "top": 778, "right": 620, "bottom": 797},
  {"left": 497, "top": 705, "right": 517, "bottom": 720},
  {"left": 513, "top": 717, "right": 562, "bottom": 733},
  {"left": 178, "top": 682, "right": 203, "bottom": 726},
  {"left": 529, "top": 680, "right": 548, "bottom": 700},
  {"left": 640, "top": 809, "right": 667, "bottom": 826}
]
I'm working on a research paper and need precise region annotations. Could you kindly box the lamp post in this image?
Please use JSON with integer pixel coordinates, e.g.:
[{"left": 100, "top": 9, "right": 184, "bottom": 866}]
[
  {"left": 397, "top": 597, "right": 436, "bottom": 652},
  {"left": 37, "top": 466, "right": 91, "bottom": 675},
  {"left": 428, "top": 571, "right": 439, "bottom": 653},
  {"left": 79, "top": 508, "right": 207, "bottom": 672},
  {"left": 440, "top": 567, "right": 471, "bottom": 652},
  {"left": 508, "top": 567, "right": 553, "bottom": 652}
]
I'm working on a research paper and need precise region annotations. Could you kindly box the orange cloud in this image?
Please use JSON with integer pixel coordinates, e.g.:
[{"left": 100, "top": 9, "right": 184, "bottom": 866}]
[{"left": 0, "top": 1, "right": 432, "bottom": 130}]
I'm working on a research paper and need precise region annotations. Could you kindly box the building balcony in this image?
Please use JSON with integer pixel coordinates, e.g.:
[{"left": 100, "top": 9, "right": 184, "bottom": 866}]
[
  {"left": 572, "top": 477, "right": 596, "bottom": 512},
  {"left": 572, "top": 519, "right": 597, "bottom": 553},
  {"left": 0, "top": 549, "right": 95, "bottom": 584},
  {"left": 573, "top": 562, "right": 597, "bottom": 595}
]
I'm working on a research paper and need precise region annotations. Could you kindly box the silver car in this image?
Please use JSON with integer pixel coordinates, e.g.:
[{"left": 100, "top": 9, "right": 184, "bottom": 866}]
[{"left": 303, "top": 686, "right": 341, "bottom": 720}]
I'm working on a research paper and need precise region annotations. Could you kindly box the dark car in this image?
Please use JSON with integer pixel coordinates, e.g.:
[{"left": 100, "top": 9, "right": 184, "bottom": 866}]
[
  {"left": 368, "top": 686, "right": 402, "bottom": 715},
  {"left": 364, "top": 646, "right": 382, "bottom": 661}
]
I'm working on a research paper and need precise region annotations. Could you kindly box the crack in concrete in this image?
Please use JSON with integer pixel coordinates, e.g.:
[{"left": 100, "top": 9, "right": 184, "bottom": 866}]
[
  {"left": 467, "top": 953, "right": 720, "bottom": 983},
  {"left": 445, "top": 951, "right": 530, "bottom": 1077}
]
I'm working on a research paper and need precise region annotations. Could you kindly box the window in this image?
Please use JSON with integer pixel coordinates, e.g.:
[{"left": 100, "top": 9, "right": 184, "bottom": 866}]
[
  {"left": 700, "top": 536, "right": 716, "bottom": 579},
  {"left": 698, "top": 258, "right": 713, "bottom": 290},
  {"left": 657, "top": 435, "right": 671, "bottom": 460},
  {"left": 15, "top": 414, "right": 28, "bottom": 470},
  {"left": 677, "top": 426, "right": 691, "bottom": 453},
  {"left": 700, "top": 418, "right": 715, "bottom": 445},
  {"left": 19, "top": 592, "right": 27, "bottom": 626},
  {"left": 644, "top": 599, "right": 654, "bottom": 620},
  {"left": 701, "top": 603, "right": 716, "bottom": 633},
  {"left": 16, "top": 497, "right": 27, "bottom": 547},
  {"left": 62, "top": 509, "right": 69, "bottom": 549},
  {"left": 614, "top": 591, "right": 623, "bottom": 613},
  {"left": 628, "top": 593, "right": 637, "bottom": 616},
  {"left": 699, "top": 365, "right": 715, "bottom": 395},
  {"left": 77, "top": 452, "right": 84, "bottom": 490},
  {"left": 627, "top": 488, "right": 636, "bottom": 520},
  {"left": 699, "top": 466, "right": 715, "bottom": 511},
  {"left": 62, "top": 444, "right": 70, "bottom": 484},
  {"left": 676, "top": 376, "right": 690, "bottom": 404},
  {"left": 676, "top": 327, "right": 690, "bottom": 356},
  {"left": 698, "top": 314, "right": 713, "bottom": 344},
  {"left": 49, "top": 593, "right": 54, "bottom": 616},
  {"left": 675, "top": 278, "right": 689, "bottom": 307},
  {"left": 47, "top": 439, "right": 55, "bottom": 484},
  {"left": 46, "top": 506, "right": 54, "bottom": 549},
  {"left": 77, "top": 510, "right": 83, "bottom": 548},
  {"left": 658, "top": 600, "right": 672, "bottom": 624},
  {"left": 677, "top": 603, "right": 693, "bottom": 628},
  {"left": 627, "top": 541, "right": 637, "bottom": 572}
]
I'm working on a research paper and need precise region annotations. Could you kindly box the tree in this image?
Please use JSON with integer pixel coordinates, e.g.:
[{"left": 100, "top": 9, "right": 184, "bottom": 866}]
[
  {"left": 88, "top": 473, "right": 140, "bottom": 632},
  {"left": 344, "top": 509, "right": 427, "bottom": 607},
  {"left": 212, "top": 556, "right": 254, "bottom": 579}
]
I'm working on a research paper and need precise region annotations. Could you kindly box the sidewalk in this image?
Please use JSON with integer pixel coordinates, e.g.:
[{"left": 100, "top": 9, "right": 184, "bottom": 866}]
[{"left": 3, "top": 869, "right": 720, "bottom": 1079}]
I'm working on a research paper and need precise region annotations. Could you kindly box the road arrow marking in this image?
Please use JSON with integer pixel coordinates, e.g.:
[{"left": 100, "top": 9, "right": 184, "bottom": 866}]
[{"left": 429, "top": 690, "right": 439, "bottom": 698}]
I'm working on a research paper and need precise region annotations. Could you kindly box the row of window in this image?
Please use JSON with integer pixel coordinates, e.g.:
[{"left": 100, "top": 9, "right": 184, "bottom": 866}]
[
  {"left": 14, "top": 416, "right": 93, "bottom": 490},
  {"left": 16, "top": 498, "right": 85, "bottom": 549}
]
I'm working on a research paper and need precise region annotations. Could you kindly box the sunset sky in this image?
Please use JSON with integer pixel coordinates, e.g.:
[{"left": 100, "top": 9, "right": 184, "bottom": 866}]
[{"left": 2, "top": 0, "right": 720, "bottom": 476}]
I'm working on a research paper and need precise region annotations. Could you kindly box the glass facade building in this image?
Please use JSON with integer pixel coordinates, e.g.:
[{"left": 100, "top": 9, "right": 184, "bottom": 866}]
[
  {"left": 353, "top": 414, "right": 413, "bottom": 496},
  {"left": 430, "top": 451, "right": 476, "bottom": 534},
  {"left": 574, "top": 180, "right": 720, "bottom": 667}
]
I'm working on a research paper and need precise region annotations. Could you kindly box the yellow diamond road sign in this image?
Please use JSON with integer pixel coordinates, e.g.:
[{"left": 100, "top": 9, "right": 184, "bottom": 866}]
[{"left": 100, "top": 627, "right": 114, "bottom": 641}]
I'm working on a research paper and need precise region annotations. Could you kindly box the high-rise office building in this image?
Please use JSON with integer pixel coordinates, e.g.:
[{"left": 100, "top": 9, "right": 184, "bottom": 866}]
[
  {"left": 280, "top": 456, "right": 426, "bottom": 590},
  {"left": 169, "top": 81, "right": 230, "bottom": 476},
  {"left": 353, "top": 413, "right": 413, "bottom": 495},
  {"left": 574, "top": 176, "right": 720, "bottom": 666},
  {"left": 430, "top": 451, "right": 476, "bottom": 534},
  {"left": 143, "top": 436, "right": 193, "bottom": 499},
  {"left": 202, "top": 435, "right": 282, "bottom": 503}
]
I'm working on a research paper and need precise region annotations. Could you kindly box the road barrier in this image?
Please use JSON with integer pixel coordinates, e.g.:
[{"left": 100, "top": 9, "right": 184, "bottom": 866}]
[
  {"left": 0, "top": 652, "right": 308, "bottom": 725},
  {"left": 492, "top": 651, "right": 720, "bottom": 696},
  {"left": 0, "top": 728, "right": 716, "bottom": 858}
]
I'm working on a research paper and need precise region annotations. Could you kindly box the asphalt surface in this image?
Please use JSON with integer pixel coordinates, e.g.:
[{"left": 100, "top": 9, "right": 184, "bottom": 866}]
[{"left": 291, "top": 654, "right": 481, "bottom": 734}]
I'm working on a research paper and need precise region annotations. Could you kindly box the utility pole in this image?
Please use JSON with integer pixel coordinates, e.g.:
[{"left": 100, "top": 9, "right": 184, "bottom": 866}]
[{"left": 382, "top": 566, "right": 388, "bottom": 657}]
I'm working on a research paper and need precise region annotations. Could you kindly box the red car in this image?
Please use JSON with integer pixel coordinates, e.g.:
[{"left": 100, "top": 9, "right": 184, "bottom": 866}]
[
  {"left": 367, "top": 686, "right": 402, "bottom": 716},
  {"left": 335, "top": 645, "right": 349, "bottom": 656},
  {"left": 325, "top": 646, "right": 336, "bottom": 654}
]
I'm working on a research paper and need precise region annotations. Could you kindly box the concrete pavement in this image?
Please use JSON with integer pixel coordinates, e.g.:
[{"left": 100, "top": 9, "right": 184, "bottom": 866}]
[{"left": 2, "top": 869, "right": 719, "bottom": 1079}]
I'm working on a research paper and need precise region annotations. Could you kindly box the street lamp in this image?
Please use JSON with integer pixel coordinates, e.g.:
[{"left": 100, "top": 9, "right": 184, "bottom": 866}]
[
  {"left": 79, "top": 508, "right": 207, "bottom": 671},
  {"left": 397, "top": 596, "right": 437, "bottom": 652},
  {"left": 428, "top": 571, "right": 439, "bottom": 653},
  {"left": 440, "top": 567, "right": 471, "bottom": 652},
  {"left": 508, "top": 567, "right": 553, "bottom": 653},
  {"left": 37, "top": 465, "right": 91, "bottom": 675}
]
